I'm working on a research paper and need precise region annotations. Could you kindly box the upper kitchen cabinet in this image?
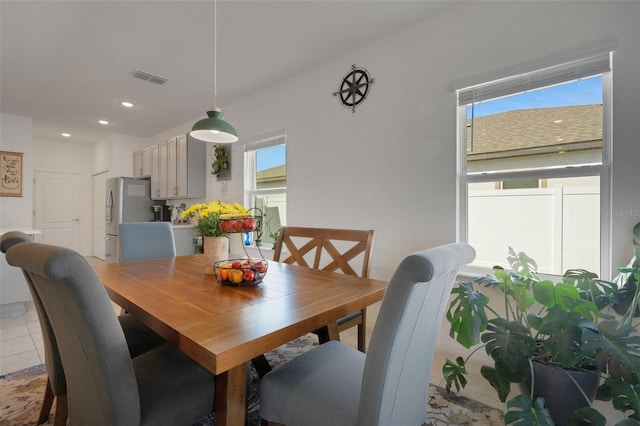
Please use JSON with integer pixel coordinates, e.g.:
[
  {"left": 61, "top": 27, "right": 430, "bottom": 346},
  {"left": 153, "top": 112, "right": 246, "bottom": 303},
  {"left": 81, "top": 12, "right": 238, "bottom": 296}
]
[
  {"left": 150, "top": 142, "right": 168, "bottom": 199},
  {"left": 147, "top": 134, "right": 204, "bottom": 200},
  {"left": 167, "top": 134, "right": 206, "bottom": 198},
  {"left": 133, "top": 146, "right": 151, "bottom": 178}
]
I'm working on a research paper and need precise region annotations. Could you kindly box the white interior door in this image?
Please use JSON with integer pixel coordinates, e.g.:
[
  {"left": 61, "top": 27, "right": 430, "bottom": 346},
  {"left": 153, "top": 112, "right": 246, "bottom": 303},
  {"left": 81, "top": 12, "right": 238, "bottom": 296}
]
[
  {"left": 92, "top": 171, "right": 108, "bottom": 259},
  {"left": 34, "top": 171, "right": 81, "bottom": 250}
]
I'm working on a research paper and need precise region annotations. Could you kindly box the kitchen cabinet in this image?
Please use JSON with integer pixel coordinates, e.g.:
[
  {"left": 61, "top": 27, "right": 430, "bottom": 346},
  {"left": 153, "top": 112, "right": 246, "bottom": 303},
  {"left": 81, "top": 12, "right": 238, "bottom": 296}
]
[
  {"left": 149, "top": 134, "right": 205, "bottom": 200},
  {"left": 150, "top": 142, "right": 168, "bottom": 200},
  {"left": 166, "top": 134, "right": 206, "bottom": 199},
  {"left": 133, "top": 146, "right": 151, "bottom": 178}
]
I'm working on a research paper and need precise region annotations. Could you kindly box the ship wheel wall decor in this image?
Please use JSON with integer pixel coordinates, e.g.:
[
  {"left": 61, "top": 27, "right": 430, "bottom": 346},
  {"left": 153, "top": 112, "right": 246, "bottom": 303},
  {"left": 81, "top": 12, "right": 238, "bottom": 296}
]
[{"left": 332, "top": 65, "right": 374, "bottom": 113}]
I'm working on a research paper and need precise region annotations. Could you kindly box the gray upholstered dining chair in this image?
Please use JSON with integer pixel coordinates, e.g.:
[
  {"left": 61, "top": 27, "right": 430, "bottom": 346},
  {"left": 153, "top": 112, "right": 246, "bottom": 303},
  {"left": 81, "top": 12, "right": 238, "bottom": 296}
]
[
  {"left": 259, "top": 243, "right": 475, "bottom": 426},
  {"left": 1, "top": 231, "right": 166, "bottom": 425},
  {"left": 119, "top": 222, "right": 176, "bottom": 263},
  {"left": 4, "top": 239, "right": 215, "bottom": 426}
]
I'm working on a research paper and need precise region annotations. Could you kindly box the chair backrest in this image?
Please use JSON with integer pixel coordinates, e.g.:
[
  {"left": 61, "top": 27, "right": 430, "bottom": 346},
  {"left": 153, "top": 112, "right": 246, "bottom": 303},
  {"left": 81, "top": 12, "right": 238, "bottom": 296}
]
[
  {"left": 1, "top": 231, "right": 67, "bottom": 396},
  {"left": 273, "top": 226, "right": 374, "bottom": 277},
  {"left": 357, "top": 243, "right": 475, "bottom": 426},
  {"left": 119, "top": 221, "right": 176, "bottom": 263},
  {"left": 5, "top": 241, "right": 141, "bottom": 425}
]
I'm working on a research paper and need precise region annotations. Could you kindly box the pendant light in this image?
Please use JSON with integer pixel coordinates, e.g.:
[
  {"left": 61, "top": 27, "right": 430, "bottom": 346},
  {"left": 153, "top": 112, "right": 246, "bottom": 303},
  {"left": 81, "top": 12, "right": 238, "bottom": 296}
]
[{"left": 190, "top": 0, "right": 238, "bottom": 143}]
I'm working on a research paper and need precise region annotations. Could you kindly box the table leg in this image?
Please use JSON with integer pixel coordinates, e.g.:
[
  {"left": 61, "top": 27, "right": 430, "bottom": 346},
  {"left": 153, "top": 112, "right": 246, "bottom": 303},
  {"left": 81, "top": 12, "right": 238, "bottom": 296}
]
[{"left": 214, "top": 364, "right": 247, "bottom": 426}]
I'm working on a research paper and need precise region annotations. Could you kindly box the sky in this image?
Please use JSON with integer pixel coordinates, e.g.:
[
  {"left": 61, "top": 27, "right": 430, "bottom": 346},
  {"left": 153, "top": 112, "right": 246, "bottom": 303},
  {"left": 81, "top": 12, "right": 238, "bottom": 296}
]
[
  {"left": 470, "top": 76, "right": 602, "bottom": 118},
  {"left": 256, "top": 145, "right": 286, "bottom": 172}
]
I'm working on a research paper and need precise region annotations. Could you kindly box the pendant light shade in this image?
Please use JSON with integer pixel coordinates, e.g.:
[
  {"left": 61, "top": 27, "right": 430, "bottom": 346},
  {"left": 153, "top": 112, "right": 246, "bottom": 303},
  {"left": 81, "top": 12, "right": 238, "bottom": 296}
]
[
  {"left": 191, "top": 108, "right": 238, "bottom": 143},
  {"left": 190, "top": 0, "right": 237, "bottom": 143}
]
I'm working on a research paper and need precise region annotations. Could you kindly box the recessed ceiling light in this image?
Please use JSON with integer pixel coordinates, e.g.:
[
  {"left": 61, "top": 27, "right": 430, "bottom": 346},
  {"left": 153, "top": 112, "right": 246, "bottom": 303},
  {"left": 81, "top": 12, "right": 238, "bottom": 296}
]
[
  {"left": 553, "top": 119, "right": 563, "bottom": 124},
  {"left": 121, "top": 101, "right": 134, "bottom": 108},
  {"left": 98, "top": 120, "right": 110, "bottom": 125},
  {"left": 61, "top": 133, "right": 71, "bottom": 138}
]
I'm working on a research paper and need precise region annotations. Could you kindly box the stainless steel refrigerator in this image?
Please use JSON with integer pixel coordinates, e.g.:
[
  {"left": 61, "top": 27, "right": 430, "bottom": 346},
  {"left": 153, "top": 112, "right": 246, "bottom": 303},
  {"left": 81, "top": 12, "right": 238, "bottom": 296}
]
[{"left": 104, "top": 177, "right": 155, "bottom": 263}]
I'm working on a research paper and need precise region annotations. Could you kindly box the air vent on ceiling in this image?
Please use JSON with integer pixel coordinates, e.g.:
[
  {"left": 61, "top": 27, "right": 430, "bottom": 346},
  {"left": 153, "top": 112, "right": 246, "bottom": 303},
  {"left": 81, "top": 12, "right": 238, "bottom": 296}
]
[{"left": 130, "top": 68, "right": 168, "bottom": 85}]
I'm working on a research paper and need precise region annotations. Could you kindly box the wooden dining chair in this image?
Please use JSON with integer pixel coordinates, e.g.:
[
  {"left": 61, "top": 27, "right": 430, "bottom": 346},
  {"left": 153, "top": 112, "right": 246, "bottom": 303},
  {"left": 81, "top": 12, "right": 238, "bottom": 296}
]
[
  {"left": 274, "top": 226, "right": 375, "bottom": 352},
  {"left": 4, "top": 239, "right": 214, "bottom": 426},
  {"left": 0, "top": 231, "right": 166, "bottom": 426},
  {"left": 259, "top": 243, "right": 476, "bottom": 426},
  {"left": 119, "top": 222, "right": 176, "bottom": 263}
]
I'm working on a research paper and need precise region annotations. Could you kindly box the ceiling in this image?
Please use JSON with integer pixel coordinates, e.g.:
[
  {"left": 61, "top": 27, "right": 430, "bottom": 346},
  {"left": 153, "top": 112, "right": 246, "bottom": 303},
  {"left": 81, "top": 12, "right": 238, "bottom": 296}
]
[{"left": 1, "top": 0, "right": 456, "bottom": 145}]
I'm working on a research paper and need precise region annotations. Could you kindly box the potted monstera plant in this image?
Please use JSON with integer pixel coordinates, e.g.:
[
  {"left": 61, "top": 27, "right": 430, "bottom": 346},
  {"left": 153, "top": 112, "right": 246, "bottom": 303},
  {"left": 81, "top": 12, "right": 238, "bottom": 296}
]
[{"left": 443, "top": 243, "right": 640, "bottom": 425}]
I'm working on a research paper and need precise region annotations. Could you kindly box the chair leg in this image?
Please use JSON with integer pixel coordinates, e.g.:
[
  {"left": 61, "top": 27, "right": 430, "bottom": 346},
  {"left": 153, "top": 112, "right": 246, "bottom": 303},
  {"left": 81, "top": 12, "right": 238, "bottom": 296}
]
[
  {"left": 327, "top": 321, "right": 340, "bottom": 341},
  {"left": 251, "top": 354, "right": 272, "bottom": 378},
  {"left": 53, "top": 393, "right": 68, "bottom": 426},
  {"left": 357, "top": 310, "right": 367, "bottom": 353},
  {"left": 37, "top": 378, "right": 54, "bottom": 424},
  {"left": 314, "top": 322, "right": 341, "bottom": 345}
]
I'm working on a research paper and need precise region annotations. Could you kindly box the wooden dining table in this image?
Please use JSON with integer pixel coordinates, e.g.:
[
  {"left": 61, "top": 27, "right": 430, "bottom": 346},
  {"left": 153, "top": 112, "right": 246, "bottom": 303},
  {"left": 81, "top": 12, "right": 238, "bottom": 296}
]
[{"left": 92, "top": 254, "right": 388, "bottom": 426}]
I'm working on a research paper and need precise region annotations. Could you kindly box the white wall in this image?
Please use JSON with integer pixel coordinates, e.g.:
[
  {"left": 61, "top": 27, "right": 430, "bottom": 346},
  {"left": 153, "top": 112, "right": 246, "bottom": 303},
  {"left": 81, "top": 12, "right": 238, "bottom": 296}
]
[
  {"left": 0, "top": 113, "right": 33, "bottom": 229},
  {"left": 209, "top": 1, "right": 638, "bottom": 280},
  {"left": 110, "top": 133, "right": 149, "bottom": 178},
  {"left": 0, "top": 113, "right": 34, "bottom": 308}
]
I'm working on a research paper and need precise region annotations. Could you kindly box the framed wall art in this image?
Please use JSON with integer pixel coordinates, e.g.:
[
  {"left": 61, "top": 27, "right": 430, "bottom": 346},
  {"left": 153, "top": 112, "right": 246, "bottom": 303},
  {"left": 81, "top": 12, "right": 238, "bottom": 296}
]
[{"left": 0, "top": 151, "right": 23, "bottom": 197}]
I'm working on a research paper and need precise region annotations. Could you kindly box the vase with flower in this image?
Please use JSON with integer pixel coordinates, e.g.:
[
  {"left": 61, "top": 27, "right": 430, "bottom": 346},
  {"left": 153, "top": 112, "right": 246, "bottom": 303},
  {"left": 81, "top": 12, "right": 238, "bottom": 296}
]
[{"left": 180, "top": 201, "right": 247, "bottom": 274}]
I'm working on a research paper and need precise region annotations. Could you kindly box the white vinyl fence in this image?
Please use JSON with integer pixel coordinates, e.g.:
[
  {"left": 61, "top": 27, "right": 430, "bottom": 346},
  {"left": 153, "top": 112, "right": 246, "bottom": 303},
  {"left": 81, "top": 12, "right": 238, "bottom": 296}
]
[{"left": 468, "top": 186, "right": 600, "bottom": 275}]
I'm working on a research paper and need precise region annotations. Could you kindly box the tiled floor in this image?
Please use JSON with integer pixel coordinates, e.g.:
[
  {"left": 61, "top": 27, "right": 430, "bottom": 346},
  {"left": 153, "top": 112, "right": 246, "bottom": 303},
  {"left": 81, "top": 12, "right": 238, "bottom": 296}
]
[
  {"left": 0, "top": 256, "right": 112, "bottom": 375},
  {"left": 0, "top": 256, "right": 377, "bottom": 375},
  {"left": 0, "top": 300, "right": 43, "bottom": 375}
]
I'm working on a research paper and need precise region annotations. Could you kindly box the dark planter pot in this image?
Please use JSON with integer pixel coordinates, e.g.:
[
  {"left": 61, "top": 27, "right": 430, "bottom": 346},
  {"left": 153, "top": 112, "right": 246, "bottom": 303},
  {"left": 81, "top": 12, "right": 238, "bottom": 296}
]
[{"left": 518, "top": 361, "right": 600, "bottom": 426}]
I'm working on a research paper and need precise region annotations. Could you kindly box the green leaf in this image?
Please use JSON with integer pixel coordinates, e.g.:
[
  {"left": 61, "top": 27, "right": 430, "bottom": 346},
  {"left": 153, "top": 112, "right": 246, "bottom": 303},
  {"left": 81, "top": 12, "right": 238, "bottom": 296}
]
[
  {"left": 613, "top": 268, "right": 640, "bottom": 317},
  {"left": 443, "top": 356, "right": 468, "bottom": 393},
  {"left": 479, "top": 319, "right": 534, "bottom": 401},
  {"left": 504, "top": 394, "right": 554, "bottom": 425},
  {"left": 563, "top": 268, "right": 618, "bottom": 311},
  {"left": 528, "top": 305, "right": 585, "bottom": 368},
  {"left": 481, "top": 365, "right": 513, "bottom": 402},
  {"left": 482, "top": 318, "right": 536, "bottom": 376},
  {"left": 531, "top": 280, "right": 599, "bottom": 322},
  {"left": 446, "top": 281, "right": 489, "bottom": 348},
  {"left": 582, "top": 320, "right": 640, "bottom": 383},
  {"left": 613, "top": 420, "right": 640, "bottom": 426},
  {"left": 598, "top": 376, "right": 640, "bottom": 420},
  {"left": 506, "top": 247, "right": 539, "bottom": 278},
  {"left": 571, "top": 407, "right": 607, "bottom": 425}
]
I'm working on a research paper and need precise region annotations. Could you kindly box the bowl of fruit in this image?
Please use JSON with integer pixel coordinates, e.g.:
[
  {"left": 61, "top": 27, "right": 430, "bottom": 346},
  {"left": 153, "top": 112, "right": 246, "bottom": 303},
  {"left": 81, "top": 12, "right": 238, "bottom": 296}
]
[
  {"left": 213, "top": 258, "right": 268, "bottom": 286},
  {"left": 217, "top": 214, "right": 258, "bottom": 234}
]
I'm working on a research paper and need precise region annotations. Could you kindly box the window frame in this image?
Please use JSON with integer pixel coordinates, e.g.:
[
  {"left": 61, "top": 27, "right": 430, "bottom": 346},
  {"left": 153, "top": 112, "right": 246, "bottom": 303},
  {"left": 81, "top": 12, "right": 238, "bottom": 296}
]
[
  {"left": 244, "top": 132, "right": 287, "bottom": 245},
  {"left": 456, "top": 57, "right": 613, "bottom": 278}
]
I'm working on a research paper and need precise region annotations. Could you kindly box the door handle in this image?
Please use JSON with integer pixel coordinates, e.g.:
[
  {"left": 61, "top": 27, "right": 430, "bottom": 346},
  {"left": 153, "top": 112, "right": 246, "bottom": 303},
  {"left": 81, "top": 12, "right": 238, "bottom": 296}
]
[{"left": 72, "top": 218, "right": 80, "bottom": 222}]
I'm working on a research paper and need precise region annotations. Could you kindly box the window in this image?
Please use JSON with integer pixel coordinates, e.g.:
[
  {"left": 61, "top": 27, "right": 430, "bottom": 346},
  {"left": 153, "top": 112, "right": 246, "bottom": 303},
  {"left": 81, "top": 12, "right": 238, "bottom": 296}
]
[
  {"left": 244, "top": 134, "right": 286, "bottom": 246},
  {"left": 457, "top": 53, "right": 612, "bottom": 276}
]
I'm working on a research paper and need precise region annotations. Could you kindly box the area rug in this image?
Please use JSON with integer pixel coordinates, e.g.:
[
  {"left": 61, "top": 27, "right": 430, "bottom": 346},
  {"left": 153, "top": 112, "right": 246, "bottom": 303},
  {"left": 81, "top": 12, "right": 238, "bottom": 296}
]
[{"left": 0, "top": 334, "right": 503, "bottom": 425}]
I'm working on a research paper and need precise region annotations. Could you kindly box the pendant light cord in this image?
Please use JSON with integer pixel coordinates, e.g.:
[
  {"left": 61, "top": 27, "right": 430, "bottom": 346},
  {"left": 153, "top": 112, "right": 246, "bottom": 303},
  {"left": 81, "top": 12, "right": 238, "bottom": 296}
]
[{"left": 213, "top": 0, "right": 218, "bottom": 108}]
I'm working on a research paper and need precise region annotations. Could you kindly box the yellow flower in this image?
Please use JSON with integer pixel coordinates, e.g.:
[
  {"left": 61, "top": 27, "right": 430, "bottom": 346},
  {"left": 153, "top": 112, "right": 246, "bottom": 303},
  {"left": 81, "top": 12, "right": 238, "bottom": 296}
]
[{"left": 180, "top": 201, "right": 248, "bottom": 237}]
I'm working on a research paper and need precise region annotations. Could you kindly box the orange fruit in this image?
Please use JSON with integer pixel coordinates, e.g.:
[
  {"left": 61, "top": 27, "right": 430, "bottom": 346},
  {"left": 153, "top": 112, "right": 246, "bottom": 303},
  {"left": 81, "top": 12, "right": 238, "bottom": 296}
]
[{"left": 218, "top": 268, "right": 230, "bottom": 281}]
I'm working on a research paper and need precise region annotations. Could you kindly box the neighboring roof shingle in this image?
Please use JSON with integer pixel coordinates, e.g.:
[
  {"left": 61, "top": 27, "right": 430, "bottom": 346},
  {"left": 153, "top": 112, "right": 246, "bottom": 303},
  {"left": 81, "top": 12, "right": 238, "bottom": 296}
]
[{"left": 467, "top": 105, "right": 602, "bottom": 160}]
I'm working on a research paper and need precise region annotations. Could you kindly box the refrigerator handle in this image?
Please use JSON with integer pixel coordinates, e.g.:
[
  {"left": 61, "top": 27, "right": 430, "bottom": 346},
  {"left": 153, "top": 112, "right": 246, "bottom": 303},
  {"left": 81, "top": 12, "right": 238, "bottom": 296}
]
[{"left": 106, "top": 189, "right": 113, "bottom": 225}]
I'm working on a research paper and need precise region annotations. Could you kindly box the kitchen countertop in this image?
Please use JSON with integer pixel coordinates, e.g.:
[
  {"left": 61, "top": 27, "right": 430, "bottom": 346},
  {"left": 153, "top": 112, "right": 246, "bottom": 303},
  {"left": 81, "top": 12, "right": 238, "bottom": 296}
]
[
  {"left": 171, "top": 224, "right": 194, "bottom": 229},
  {"left": 0, "top": 228, "right": 42, "bottom": 236}
]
